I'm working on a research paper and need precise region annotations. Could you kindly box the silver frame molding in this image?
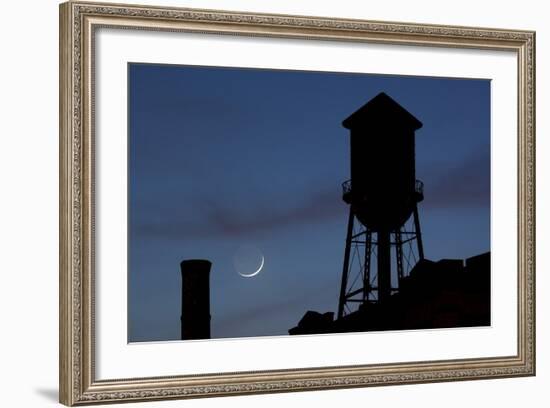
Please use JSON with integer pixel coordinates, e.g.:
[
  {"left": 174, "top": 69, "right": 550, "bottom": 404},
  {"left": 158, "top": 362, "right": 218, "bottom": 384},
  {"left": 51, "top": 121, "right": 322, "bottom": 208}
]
[{"left": 59, "top": 1, "right": 536, "bottom": 405}]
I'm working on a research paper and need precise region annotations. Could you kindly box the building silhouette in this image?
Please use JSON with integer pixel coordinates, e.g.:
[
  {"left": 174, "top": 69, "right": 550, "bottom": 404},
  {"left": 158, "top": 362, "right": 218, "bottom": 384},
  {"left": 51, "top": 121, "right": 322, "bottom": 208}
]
[{"left": 289, "top": 252, "right": 490, "bottom": 335}]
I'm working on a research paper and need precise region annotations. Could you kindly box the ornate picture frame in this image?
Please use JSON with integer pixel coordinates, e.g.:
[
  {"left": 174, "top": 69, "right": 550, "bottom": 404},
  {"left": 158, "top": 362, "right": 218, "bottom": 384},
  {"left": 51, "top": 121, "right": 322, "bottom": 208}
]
[{"left": 59, "top": 1, "right": 535, "bottom": 405}]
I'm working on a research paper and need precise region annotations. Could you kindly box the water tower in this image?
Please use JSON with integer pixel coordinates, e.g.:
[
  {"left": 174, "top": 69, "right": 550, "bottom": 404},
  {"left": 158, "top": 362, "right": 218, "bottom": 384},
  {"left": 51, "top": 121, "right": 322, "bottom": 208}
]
[{"left": 337, "top": 92, "right": 425, "bottom": 319}]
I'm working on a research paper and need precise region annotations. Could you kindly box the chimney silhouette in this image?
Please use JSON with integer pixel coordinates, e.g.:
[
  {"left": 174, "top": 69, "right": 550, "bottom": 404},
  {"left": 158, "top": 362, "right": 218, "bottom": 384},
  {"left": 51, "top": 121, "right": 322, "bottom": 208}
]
[{"left": 180, "top": 259, "right": 211, "bottom": 340}]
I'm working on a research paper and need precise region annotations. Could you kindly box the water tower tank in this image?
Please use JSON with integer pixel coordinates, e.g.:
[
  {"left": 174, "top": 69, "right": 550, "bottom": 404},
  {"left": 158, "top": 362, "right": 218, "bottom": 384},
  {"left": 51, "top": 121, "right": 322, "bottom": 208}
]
[{"left": 342, "top": 92, "right": 423, "bottom": 231}]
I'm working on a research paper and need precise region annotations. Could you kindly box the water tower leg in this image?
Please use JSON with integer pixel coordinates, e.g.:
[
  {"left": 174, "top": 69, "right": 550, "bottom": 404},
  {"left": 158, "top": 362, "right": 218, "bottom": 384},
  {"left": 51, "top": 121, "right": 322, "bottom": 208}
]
[
  {"left": 362, "top": 231, "right": 372, "bottom": 302},
  {"left": 395, "top": 230, "right": 404, "bottom": 280},
  {"left": 413, "top": 204, "right": 425, "bottom": 261},
  {"left": 338, "top": 208, "right": 355, "bottom": 319},
  {"left": 377, "top": 230, "right": 391, "bottom": 304}
]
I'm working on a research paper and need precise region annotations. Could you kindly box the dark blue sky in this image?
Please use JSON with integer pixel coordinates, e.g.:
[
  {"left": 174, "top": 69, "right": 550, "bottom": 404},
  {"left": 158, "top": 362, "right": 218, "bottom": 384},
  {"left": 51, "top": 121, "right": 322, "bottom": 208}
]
[{"left": 128, "top": 63, "right": 490, "bottom": 342}]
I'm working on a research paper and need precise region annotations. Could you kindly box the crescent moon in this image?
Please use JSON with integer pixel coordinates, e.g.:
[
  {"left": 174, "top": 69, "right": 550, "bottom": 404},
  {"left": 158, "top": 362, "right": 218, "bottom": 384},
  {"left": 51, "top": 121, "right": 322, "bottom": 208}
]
[{"left": 238, "top": 255, "right": 264, "bottom": 278}]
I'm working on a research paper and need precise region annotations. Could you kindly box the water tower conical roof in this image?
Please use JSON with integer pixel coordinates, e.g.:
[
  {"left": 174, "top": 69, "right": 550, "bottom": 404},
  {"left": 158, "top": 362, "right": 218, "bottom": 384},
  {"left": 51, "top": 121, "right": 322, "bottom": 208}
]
[{"left": 342, "top": 92, "right": 423, "bottom": 131}]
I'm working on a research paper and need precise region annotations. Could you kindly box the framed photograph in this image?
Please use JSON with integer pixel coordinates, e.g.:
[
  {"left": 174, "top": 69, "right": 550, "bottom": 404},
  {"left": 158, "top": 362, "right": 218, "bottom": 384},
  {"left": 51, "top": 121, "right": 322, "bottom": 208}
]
[{"left": 59, "top": 1, "right": 535, "bottom": 405}]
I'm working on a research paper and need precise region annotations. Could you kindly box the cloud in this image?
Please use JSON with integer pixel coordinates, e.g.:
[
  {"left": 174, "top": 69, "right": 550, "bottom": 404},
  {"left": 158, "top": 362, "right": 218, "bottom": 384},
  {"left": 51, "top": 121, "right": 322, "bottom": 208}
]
[
  {"left": 134, "top": 148, "right": 490, "bottom": 242},
  {"left": 135, "top": 188, "right": 346, "bottom": 241},
  {"left": 421, "top": 147, "right": 490, "bottom": 210}
]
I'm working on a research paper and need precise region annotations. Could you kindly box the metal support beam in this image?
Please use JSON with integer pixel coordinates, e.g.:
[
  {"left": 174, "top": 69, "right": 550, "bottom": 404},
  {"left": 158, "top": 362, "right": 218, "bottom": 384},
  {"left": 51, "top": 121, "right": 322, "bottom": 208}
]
[
  {"left": 338, "top": 203, "right": 425, "bottom": 317},
  {"left": 337, "top": 208, "right": 355, "bottom": 319},
  {"left": 362, "top": 231, "right": 372, "bottom": 302},
  {"left": 395, "top": 230, "right": 404, "bottom": 280},
  {"left": 413, "top": 204, "right": 425, "bottom": 261},
  {"left": 377, "top": 230, "right": 391, "bottom": 304}
]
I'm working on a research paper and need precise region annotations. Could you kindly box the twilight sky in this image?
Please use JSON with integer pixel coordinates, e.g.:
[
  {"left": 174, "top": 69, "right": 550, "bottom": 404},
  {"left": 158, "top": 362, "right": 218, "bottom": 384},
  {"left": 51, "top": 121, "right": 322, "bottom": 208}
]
[{"left": 128, "top": 63, "right": 490, "bottom": 342}]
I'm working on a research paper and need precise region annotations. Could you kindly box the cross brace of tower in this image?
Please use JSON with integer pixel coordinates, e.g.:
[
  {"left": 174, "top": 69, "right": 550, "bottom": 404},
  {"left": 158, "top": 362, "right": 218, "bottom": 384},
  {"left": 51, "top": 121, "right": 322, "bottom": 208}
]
[{"left": 337, "top": 205, "right": 425, "bottom": 319}]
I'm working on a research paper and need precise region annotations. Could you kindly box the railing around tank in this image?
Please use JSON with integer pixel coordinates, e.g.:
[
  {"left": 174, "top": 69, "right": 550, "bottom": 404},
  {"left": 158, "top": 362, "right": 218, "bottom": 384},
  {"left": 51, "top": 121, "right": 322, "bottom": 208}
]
[
  {"left": 342, "top": 179, "right": 353, "bottom": 196},
  {"left": 341, "top": 179, "right": 424, "bottom": 200},
  {"left": 415, "top": 180, "right": 424, "bottom": 196}
]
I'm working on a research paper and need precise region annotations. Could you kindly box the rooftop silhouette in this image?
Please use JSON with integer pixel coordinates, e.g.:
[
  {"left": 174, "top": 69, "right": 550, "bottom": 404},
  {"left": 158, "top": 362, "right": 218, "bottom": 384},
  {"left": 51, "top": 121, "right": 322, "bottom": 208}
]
[{"left": 289, "top": 251, "right": 491, "bottom": 335}]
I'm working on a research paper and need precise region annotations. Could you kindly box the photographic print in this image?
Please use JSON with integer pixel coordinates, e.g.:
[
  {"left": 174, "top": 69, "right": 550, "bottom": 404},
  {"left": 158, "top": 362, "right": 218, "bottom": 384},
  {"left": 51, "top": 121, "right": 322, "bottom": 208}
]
[{"left": 128, "top": 64, "right": 491, "bottom": 342}]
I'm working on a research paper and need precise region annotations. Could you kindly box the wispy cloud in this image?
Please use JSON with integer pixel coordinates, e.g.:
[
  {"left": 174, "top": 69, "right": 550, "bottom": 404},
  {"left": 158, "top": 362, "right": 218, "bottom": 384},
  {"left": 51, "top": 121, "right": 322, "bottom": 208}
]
[
  {"left": 135, "top": 188, "right": 346, "bottom": 241},
  {"left": 134, "top": 148, "right": 490, "bottom": 242},
  {"left": 422, "top": 147, "right": 490, "bottom": 210}
]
